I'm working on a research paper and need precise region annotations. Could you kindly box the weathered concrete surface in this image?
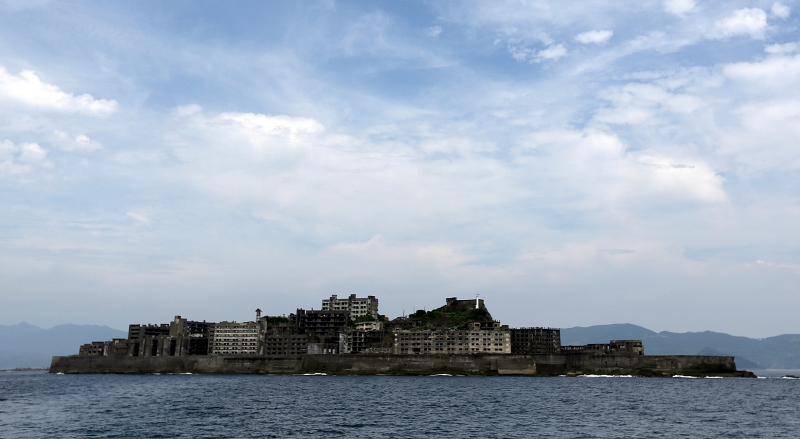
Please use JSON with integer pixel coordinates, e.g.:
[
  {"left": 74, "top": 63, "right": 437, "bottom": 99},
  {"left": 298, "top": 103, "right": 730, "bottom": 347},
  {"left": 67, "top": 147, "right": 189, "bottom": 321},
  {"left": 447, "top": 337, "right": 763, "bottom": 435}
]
[{"left": 50, "top": 353, "right": 754, "bottom": 377}]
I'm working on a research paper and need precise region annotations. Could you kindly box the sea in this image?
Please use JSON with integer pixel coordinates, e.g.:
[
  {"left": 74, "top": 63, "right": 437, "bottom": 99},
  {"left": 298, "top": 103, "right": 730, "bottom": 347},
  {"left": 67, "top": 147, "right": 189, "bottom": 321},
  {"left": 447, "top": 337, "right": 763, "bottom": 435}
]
[{"left": 1, "top": 371, "right": 799, "bottom": 438}]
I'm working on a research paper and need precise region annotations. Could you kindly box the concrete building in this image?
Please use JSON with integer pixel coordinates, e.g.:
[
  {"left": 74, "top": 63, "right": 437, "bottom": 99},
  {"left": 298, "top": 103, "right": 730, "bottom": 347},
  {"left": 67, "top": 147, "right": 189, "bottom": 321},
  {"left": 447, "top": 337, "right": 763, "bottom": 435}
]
[
  {"left": 393, "top": 327, "right": 511, "bottom": 355},
  {"left": 561, "top": 340, "right": 644, "bottom": 355},
  {"left": 126, "top": 323, "right": 170, "bottom": 357},
  {"left": 292, "top": 309, "right": 349, "bottom": 354},
  {"left": 293, "top": 309, "right": 349, "bottom": 334},
  {"left": 510, "top": 327, "right": 561, "bottom": 354},
  {"left": 339, "top": 329, "right": 388, "bottom": 354},
  {"left": 321, "top": 294, "right": 379, "bottom": 320},
  {"left": 79, "top": 341, "right": 108, "bottom": 356},
  {"left": 121, "top": 317, "right": 214, "bottom": 357},
  {"left": 209, "top": 321, "right": 261, "bottom": 355},
  {"left": 262, "top": 323, "right": 308, "bottom": 356},
  {"left": 355, "top": 321, "right": 382, "bottom": 331}
]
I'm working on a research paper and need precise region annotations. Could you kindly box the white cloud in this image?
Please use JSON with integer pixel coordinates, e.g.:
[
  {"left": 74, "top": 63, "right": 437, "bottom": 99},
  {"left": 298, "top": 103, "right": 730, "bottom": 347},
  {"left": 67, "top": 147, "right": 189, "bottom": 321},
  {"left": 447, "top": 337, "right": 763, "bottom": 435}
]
[
  {"left": 594, "top": 82, "right": 704, "bottom": 126},
  {"left": 756, "top": 259, "right": 800, "bottom": 272},
  {"left": 0, "top": 139, "right": 48, "bottom": 175},
  {"left": 771, "top": 2, "right": 791, "bottom": 19},
  {"left": 19, "top": 142, "right": 47, "bottom": 162},
  {"left": 723, "top": 54, "right": 800, "bottom": 84},
  {"left": 664, "top": 0, "right": 696, "bottom": 17},
  {"left": 53, "top": 131, "right": 103, "bottom": 151},
  {"left": 218, "top": 112, "right": 324, "bottom": 138},
  {"left": 126, "top": 212, "right": 152, "bottom": 224},
  {"left": 712, "top": 8, "right": 768, "bottom": 40},
  {"left": 537, "top": 43, "right": 567, "bottom": 60},
  {"left": 635, "top": 155, "right": 727, "bottom": 203},
  {"left": 425, "top": 26, "right": 442, "bottom": 37},
  {"left": 0, "top": 67, "right": 118, "bottom": 115},
  {"left": 765, "top": 42, "right": 798, "bottom": 54},
  {"left": 173, "top": 104, "right": 203, "bottom": 117},
  {"left": 575, "top": 30, "right": 613, "bottom": 45}
]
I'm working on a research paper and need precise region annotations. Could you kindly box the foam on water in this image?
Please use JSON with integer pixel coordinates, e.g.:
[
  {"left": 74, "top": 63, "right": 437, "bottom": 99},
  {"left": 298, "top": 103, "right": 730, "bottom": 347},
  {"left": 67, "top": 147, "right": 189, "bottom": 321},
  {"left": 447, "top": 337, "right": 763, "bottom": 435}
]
[{"left": 579, "top": 374, "right": 634, "bottom": 378}]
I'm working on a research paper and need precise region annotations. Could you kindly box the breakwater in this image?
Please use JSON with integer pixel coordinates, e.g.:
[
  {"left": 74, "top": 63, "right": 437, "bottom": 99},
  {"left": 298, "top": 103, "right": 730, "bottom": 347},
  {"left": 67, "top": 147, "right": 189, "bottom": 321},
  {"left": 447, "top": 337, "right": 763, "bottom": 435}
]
[{"left": 49, "top": 353, "right": 753, "bottom": 377}]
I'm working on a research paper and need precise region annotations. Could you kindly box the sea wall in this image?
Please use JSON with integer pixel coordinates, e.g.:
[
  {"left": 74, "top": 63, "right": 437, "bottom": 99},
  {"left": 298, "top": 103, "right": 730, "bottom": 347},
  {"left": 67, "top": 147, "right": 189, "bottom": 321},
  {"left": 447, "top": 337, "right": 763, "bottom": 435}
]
[{"left": 50, "top": 353, "right": 748, "bottom": 377}]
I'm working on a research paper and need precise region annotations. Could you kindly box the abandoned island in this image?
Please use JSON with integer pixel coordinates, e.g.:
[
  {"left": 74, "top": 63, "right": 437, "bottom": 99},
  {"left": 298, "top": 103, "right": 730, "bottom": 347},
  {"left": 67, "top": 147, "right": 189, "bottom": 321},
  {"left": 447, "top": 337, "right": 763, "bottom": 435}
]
[{"left": 50, "top": 295, "right": 754, "bottom": 377}]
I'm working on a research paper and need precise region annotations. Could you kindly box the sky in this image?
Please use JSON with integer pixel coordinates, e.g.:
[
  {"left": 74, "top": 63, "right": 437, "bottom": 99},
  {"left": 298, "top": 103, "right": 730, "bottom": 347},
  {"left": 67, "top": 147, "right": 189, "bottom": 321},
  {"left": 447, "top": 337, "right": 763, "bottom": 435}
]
[{"left": 1, "top": 0, "right": 799, "bottom": 337}]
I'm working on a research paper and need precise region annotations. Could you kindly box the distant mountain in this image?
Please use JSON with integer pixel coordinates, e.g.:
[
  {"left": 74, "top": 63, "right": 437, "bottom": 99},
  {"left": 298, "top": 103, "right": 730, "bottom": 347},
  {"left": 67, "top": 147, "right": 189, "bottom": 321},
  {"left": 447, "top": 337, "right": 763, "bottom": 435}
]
[
  {"left": 0, "top": 323, "right": 126, "bottom": 369},
  {"left": 561, "top": 324, "right": 800, "bottom": 369}
]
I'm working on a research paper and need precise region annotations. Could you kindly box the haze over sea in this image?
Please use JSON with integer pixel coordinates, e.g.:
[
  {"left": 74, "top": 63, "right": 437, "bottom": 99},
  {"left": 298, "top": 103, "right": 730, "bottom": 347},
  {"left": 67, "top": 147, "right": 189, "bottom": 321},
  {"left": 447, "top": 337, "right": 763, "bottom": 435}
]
[{"left": 2, "top": 372, "right": 799, "bottom": 438}]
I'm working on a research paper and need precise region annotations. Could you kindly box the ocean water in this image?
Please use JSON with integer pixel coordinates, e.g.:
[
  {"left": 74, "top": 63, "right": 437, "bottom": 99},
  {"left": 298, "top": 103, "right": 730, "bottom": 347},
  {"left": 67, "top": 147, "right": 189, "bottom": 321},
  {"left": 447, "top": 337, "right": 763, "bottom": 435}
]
[{"left": 1, "top": 372, "right": 799, "bottom": 438}]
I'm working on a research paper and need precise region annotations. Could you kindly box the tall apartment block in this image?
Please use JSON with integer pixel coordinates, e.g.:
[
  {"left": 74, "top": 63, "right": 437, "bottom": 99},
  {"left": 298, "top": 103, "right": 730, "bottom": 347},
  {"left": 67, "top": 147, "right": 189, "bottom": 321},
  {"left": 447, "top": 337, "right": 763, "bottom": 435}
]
[{"left": 321, "top": 294, "right": 379, "bottom": 320}]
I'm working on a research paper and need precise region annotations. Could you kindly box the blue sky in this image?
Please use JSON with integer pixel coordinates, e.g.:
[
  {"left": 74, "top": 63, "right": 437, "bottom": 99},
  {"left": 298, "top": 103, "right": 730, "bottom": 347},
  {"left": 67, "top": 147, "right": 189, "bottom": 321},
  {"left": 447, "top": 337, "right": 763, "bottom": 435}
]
[{"left": 1, "top": 0, "right": 799, "bottom": 337}]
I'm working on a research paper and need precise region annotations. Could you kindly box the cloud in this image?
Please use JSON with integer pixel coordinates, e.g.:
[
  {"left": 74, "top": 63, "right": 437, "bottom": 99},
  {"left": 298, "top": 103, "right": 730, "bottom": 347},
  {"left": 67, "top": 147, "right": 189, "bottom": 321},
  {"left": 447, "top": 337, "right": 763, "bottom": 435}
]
[
  {"left": 756, "top": 260, "right": 800, "bottom": 275},
  {"left": 172, "top": 104, "right": 202, "bottom": 117},
  {"left": 593, "top": 82, "right": 704, "bottom": 126},
  {"left": 723, "top": 53, "right": 800, "bottom": 84},
  {"left": 425, "top": 26, "right": 442, "bottom": 37},
  {"left": 771, "top": 2, "right": 790, "bottom": 19},
  {"left": 0, "top": 66, "right": 118, "bottom": 115},
  {"left": 765, "top": 42, "right": 798, "bottom": 54},
  {"left": 634, "top": 155, "right": 727, "bottom": 203},
  {"left": 126, "top": 212, "right": 152, "bottom": 224},
  {"left": 218, "top": 112, "right": 324, "bottom": 138},
  {"left": 52, "top": 131, "right": 103, "bottom": 151},
  {"left": 711, "top": 8, "right": 768, "bottom": 40},
  {"left": 0, "top": 139, "right": 48, "bottom": 175},
  {"left": 575, "top": 30, "right": 613, "bottom": 44},
  {"left": 664, "top": 0, "right": 696, "bottom": 17},
  {"left": 5, "top": 0, "right": 800, "bottom": 336},
  {"left": 537, "top": 43, "right": 567, "bottom": 60}
]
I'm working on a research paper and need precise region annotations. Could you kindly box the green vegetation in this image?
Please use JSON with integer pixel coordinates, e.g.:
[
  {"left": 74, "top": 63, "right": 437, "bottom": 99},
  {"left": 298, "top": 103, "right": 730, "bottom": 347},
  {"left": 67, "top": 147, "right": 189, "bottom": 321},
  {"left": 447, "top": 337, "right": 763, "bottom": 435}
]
[
  {"left": 266, "top": 316, "right": 290, "bottom": 325},
  {"left": 408, "top": 306, "right": 492, "bottom": 329},
  {"left": 353, "top": 314, "right": 377, "bottom": 323}
]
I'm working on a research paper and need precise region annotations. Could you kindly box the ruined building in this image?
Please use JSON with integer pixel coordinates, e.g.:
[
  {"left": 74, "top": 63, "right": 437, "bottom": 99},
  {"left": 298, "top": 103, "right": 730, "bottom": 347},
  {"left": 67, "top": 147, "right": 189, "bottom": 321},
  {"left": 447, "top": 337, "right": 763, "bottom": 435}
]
[
  {"left": 209, "top": 321, "right": 261, "bottom": 355},
  {"left": 561, "top": 340, "right": 644, "bottom": 355},
  {"left": 393, "top": 322, "right": 511, "bottom": 355},
  {"left": 510, "top": 327, "right": 561, "bottom": 354},
  {"left": 321, "top": 294, "right": 379, "bottom": 320},
  {"left": 73, "top": 295, "right": 650, "bottom": 362}
]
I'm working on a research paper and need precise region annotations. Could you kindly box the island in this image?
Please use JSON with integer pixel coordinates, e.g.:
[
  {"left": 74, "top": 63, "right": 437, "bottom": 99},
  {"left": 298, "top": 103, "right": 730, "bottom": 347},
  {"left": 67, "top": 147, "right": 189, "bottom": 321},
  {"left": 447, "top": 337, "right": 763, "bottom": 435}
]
[{"left": 50, "top": 295, "right": 754, "bottom": 377}]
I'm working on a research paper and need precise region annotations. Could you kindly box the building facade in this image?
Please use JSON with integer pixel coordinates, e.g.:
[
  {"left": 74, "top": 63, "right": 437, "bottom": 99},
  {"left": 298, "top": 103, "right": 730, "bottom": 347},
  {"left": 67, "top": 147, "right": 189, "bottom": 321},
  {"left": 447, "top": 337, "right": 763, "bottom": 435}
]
[
  {"left": 393, "top": 327, "right": 511, "bottom": 355},
  {"left": 209, "top": 321, "right": 261, "bottom": 355},
  {"left": 321, "top": 294, "right": 379, "bottom": 320},
  {"left": 510, "top": 327, "right": 561, "bottom": 354},
  {"left": 262, "top": 324, "right": 308, "bottom": 356},
  {"left": 561, "top": 340, "right": 644, "bottom": 355}
]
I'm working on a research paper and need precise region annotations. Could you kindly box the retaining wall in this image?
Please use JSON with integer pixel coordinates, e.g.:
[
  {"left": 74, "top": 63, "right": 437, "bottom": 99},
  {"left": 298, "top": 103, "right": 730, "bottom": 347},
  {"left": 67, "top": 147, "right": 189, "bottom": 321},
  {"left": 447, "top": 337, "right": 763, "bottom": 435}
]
[{"left": 50, "top": 353, "right": 746, "bottom": 377}]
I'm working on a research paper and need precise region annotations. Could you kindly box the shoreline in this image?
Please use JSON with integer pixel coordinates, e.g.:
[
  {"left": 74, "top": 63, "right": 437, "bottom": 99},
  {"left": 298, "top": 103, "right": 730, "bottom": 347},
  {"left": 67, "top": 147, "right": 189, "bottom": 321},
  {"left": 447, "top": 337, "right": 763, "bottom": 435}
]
[{"left": 49, "top": 353, "right": 755, "bottom": 377}]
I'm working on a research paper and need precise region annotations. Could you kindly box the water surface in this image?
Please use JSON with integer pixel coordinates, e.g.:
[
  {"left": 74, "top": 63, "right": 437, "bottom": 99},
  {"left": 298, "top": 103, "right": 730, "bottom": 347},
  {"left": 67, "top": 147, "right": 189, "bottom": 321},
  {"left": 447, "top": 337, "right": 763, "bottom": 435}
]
[{"left": 1, "top": 372, "right": 798, "bottom": 438}]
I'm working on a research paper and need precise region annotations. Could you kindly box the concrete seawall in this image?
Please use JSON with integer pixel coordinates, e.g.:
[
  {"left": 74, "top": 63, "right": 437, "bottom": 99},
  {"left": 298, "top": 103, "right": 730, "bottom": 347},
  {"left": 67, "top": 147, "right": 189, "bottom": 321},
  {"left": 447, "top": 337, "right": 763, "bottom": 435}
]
[{"left": 50, "top": 353, "right": 752, "bottom": 377}]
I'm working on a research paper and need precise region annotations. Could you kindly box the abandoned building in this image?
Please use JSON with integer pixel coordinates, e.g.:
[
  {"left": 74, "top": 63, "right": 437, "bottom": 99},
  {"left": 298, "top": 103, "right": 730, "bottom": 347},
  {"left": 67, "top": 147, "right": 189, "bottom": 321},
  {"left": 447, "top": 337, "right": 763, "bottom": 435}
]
[
  {"left": 209, "top": 320, "right": 261, "bottom": 355},
  {"left": 321, "top": 294, "right": 379, "bottom": 320},
  {"left": 393, "top": 325, "right": 512, "bottom": 355},
  {"left": 510, "top": 327, "right": 562, "bottom": 354},
  {"left": 339, "top": 329, "right": 389, "bottom": 354},
  {"left": 75, "top": 295, "right": 648, "bottom": 361},
  {"left": 560, "top": 340, "right": 644, "bottom": 355}
]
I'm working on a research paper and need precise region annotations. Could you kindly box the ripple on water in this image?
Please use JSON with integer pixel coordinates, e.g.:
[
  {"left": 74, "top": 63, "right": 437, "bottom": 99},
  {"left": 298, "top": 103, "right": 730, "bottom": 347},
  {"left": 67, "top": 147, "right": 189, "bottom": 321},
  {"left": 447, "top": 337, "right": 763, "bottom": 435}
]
[{"left": 0, "top": 373, "right": 798, "bottom": 438}]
